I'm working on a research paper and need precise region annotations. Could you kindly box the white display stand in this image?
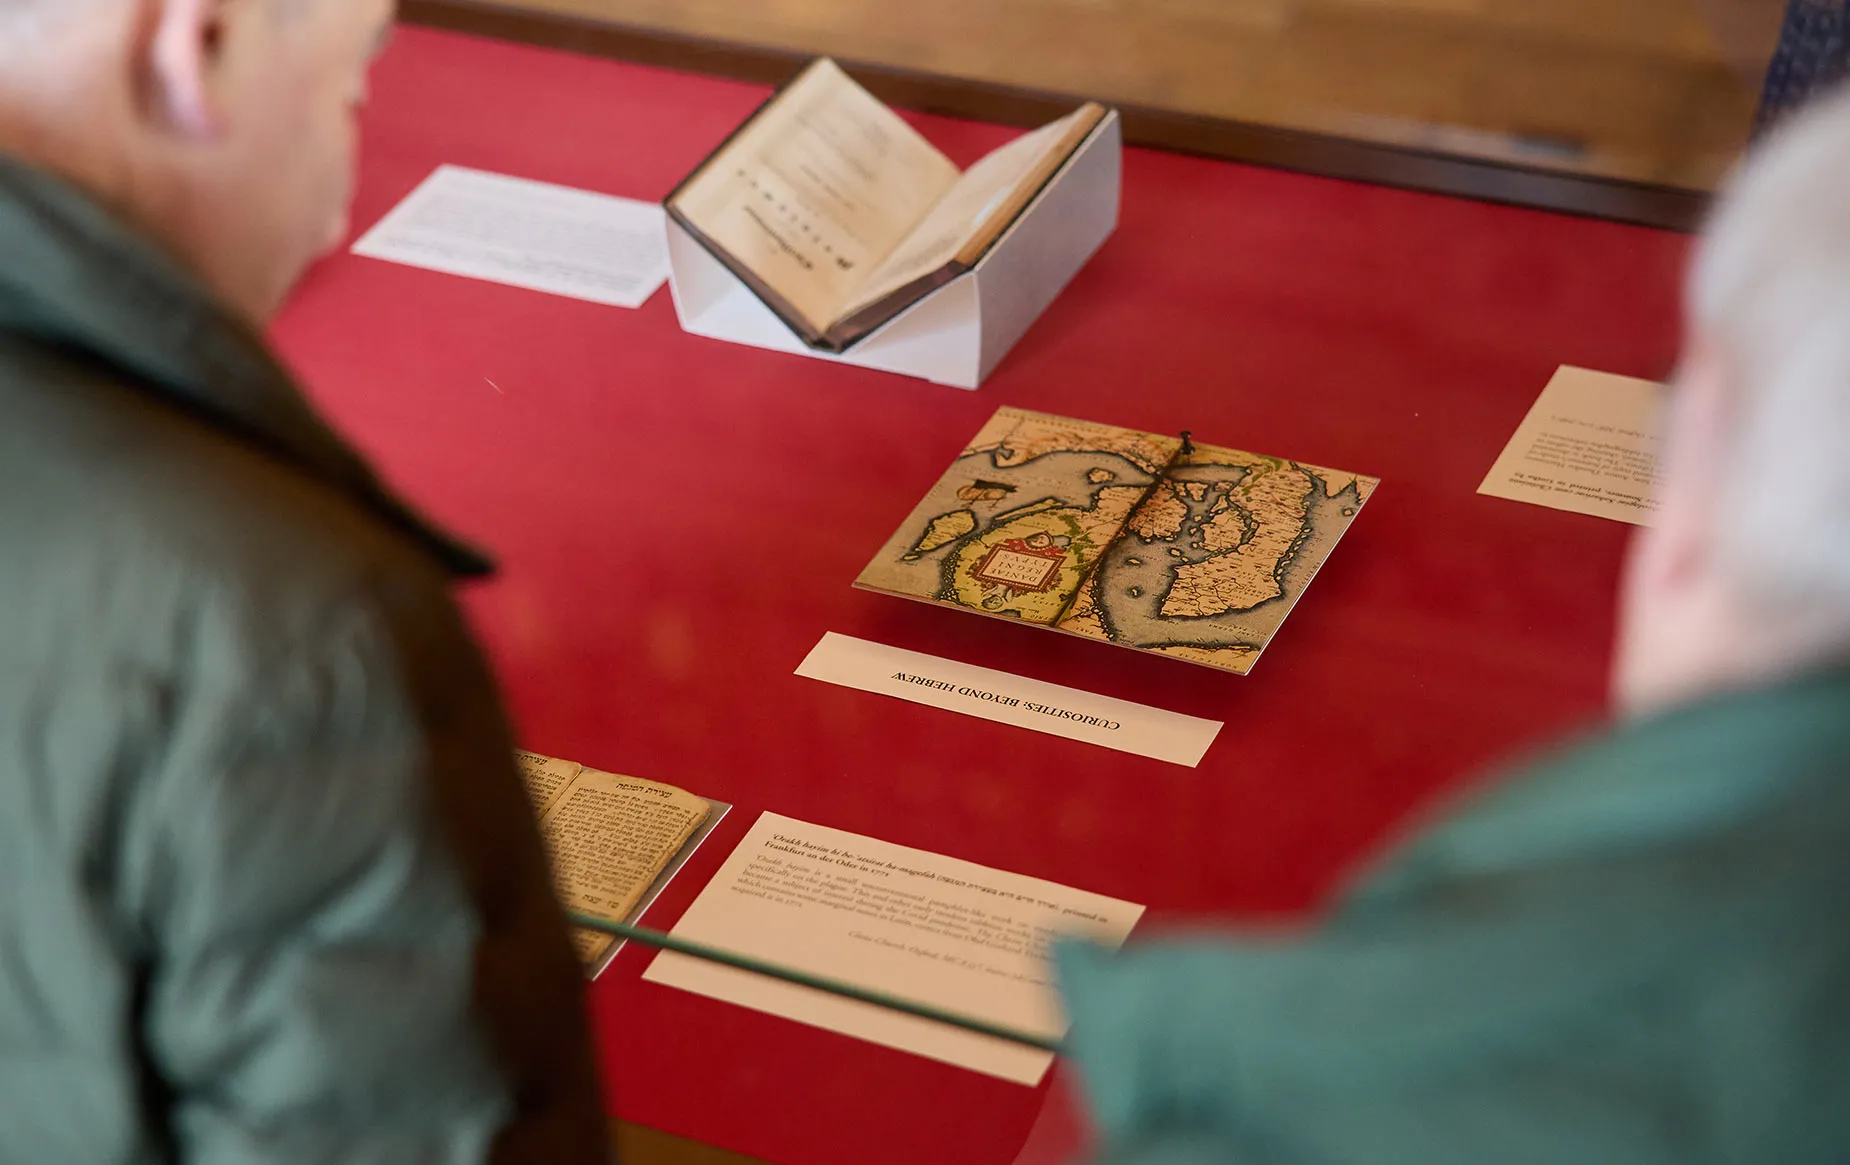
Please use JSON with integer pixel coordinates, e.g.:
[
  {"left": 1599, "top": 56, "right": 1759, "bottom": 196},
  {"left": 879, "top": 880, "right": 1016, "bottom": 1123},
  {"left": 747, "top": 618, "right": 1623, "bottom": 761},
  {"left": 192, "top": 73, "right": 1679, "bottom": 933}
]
[{"left": 664, "top": 112, "right": 1122, "bottom": 390}]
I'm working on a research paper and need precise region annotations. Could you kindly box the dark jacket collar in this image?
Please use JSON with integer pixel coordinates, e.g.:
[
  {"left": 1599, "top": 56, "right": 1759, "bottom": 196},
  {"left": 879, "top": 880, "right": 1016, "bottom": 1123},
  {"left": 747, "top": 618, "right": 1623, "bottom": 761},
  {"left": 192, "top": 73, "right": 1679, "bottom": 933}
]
[{"left": 0, "top": 152, "right": 490, "bottom": 577}]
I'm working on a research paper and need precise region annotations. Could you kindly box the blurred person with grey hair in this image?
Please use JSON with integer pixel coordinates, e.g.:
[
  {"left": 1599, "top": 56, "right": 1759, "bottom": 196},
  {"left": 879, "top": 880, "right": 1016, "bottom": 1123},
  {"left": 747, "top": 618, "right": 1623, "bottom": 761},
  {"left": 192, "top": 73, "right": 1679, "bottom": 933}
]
[
  {"left": 0, "top": 2, "right": 604, "bottom": 1161},
  {"left": 1055, "top": 86, "right": 1850, "bottom": 1165}
]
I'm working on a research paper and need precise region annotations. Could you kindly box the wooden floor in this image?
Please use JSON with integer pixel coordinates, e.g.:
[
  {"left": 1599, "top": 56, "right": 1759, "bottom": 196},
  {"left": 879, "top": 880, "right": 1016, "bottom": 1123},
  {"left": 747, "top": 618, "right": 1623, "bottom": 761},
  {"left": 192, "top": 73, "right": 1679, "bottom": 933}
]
[
  {"left": 494, "top": 0, "right": 1787, "bottom": 189},
  {"left": 619, "top": 1120, "right": 766, "bottom": 1165}
]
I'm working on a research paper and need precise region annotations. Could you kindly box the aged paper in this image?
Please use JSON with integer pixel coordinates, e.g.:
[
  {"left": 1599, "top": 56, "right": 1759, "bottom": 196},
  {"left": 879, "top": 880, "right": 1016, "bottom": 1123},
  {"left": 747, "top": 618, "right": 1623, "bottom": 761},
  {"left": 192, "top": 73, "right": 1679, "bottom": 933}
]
[
  {"left": 516, "top": 751, "right": 581, "bottom": 816},
  {"left": 796, "top": 633, "right": 1222, "bottom": 767},
  {"left": 854, "top": 407, "right": 1377, "bottom": 675},
  {"left": 670, "top": 59, "right": 959, "bottom": 330},
  {"left": 516, "top": 752, "right": 720, "bottom": 974},
  {"left": 353, "top": 166, "right": 670, "bottom": 307},
  {"left": 841, "top": 106, "right": 1097, "bottom": 315},
  {"left": 1478, "top": 365, "right": 1665, "bottom": 525},
  {"left": 642, "top": 812, "right": 1144, "bottom": 1085}
]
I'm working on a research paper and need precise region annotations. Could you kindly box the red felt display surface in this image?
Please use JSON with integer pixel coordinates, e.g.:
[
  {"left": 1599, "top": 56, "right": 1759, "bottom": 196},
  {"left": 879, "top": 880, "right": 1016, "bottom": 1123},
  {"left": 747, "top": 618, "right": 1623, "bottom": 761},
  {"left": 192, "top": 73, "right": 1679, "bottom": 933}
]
[{"left": 272, "top": 25, "right": 1690, "bottom": 1165}]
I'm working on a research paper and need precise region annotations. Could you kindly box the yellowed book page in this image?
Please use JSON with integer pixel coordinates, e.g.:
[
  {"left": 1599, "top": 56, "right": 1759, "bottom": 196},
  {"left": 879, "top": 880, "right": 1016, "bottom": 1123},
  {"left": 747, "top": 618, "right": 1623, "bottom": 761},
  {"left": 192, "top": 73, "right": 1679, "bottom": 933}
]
[
  {"left": 544, "top": 771, "right": 710, "bottom": 919},
  {"left": 642, "top": 812, "right": 1144, "bottom": 1086},
  {"left": 514, "top": 749, "right": 582, "bottom": 819},
  {"left": 1478, "top": 365, "right": 1664, "bottom": 526},
  {"left": 538, "top": 768, "right": 711, "bottom": 964},
  {"left": 949, "top": 103, "right": 1104, "bottom": 268},
  {"left": 840, "top": 105, "right": 1101, "bottom": 317},
  {"left": 671, "top": 58, "right": 960, "bottom": 331}
]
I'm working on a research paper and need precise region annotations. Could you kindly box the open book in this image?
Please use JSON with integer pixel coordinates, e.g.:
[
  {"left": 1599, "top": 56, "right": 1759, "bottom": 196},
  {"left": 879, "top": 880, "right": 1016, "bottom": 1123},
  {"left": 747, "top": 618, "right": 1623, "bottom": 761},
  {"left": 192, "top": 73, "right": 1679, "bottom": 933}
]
[
  {"left": 516, "top": 751, "right": 724, "bottom": 977},
  {"left": 855, "top": 408, "right": 1379, "bottom": 675},
  {"left": 666, "top": 59, "right": 1108, "bottom": 352}
]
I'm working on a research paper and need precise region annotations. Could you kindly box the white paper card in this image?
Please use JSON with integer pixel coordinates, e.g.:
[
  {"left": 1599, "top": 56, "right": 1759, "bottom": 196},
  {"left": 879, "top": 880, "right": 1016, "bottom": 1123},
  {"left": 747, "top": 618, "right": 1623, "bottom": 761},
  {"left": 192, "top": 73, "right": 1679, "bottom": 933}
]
[
  {"left": 796, "top": 633, "right": 1221, "bottom": 767},
  {"left": 642, "top": 812, "right": 1145, "bottom": 1085},
  {"left": 352, "top": 165, "right": 669, "bottom": 307},
  {"left": 1478, "top": 365, "right": 1666, "bottom": 525}
]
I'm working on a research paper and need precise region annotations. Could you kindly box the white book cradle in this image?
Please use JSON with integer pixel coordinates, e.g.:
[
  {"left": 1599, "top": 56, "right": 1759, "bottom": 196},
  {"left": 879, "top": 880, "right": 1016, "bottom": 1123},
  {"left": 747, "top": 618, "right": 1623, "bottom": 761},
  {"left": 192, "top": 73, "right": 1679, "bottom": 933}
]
[{"left": 665, "top": 111, "right": 1122, "bottom": 389}]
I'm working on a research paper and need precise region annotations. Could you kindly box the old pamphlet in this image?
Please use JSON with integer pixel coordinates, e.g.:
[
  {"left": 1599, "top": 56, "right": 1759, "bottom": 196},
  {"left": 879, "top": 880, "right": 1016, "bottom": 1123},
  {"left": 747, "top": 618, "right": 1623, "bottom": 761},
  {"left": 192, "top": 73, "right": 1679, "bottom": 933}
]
[
  {"left": 666, "top": 59, "right": 1107, "bottom": 352},
  {"left": 642, "top": 812, "right": 1144, "bottom": 1085},
  {"left": 855, "top": 407, "right": 1378, "bottom": 675},
  {"left": 516, "top": 751, "right": 724, "bottom": 978},
  {"left": 1477, "top": 365, "right": 1664, "bottom": 525}
]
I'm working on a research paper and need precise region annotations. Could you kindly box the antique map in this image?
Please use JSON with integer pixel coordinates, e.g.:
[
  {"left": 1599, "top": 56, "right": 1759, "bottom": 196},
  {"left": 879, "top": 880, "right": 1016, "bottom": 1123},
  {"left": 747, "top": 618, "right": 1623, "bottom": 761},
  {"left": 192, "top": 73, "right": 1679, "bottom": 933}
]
[{"left": 855, "top": 407, "right": 1377, "bottom": 674}]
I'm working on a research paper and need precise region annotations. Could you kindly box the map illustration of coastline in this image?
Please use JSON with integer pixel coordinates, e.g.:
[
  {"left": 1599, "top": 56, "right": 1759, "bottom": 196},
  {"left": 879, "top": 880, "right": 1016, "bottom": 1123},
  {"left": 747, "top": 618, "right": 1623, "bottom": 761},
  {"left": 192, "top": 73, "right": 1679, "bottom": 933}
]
[{"left": 854, "top": 407, "right": 1378, "bottom": 674}]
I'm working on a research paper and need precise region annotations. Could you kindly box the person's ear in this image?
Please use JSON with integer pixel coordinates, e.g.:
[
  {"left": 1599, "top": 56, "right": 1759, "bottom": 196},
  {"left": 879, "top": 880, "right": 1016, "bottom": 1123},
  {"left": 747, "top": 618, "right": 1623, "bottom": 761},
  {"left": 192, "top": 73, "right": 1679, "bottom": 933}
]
[{"left": 139, "top": 0, "right": 230, "bottom": 139}]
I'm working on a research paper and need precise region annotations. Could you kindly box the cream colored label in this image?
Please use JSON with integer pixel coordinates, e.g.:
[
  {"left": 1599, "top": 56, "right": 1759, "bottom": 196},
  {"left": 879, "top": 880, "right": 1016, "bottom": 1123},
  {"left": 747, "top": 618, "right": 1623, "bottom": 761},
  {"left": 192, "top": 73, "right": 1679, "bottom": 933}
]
[
  {"left": 642, "top": 812, "right": 1143, "bottom": 1085},
  {"left": 795, "top": 633, "right": 1222, "bottom": 767},
  {"left": 1478, "top": 365, "right": 1665, "bottom": 525}
]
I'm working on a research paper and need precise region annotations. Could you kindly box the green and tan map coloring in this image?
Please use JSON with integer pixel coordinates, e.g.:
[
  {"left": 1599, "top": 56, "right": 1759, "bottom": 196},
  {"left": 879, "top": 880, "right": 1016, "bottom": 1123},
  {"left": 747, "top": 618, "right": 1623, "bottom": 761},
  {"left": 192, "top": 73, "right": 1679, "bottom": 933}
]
[{"left": 854, "top": 407, "right": 1377, "bottom": 674}]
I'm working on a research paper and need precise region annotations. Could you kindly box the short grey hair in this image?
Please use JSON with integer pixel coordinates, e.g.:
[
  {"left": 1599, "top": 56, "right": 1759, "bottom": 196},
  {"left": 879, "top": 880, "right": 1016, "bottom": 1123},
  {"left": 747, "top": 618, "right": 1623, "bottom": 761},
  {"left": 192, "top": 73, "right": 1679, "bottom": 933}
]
[{"left": 1691, "top": 87, "right": 1850, "bottom": 622}]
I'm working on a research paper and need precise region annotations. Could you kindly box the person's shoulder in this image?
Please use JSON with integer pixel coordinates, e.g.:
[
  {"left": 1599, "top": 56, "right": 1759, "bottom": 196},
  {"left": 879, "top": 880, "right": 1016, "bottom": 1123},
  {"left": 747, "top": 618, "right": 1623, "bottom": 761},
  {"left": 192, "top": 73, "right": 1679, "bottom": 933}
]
[{"left": 0, "top": 342, "right": 460, "bottom": 667}]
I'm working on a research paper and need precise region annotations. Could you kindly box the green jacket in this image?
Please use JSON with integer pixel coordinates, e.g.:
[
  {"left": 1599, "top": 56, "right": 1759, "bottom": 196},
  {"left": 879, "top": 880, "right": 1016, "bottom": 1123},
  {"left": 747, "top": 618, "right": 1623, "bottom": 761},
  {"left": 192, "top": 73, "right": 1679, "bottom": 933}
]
[
  {"left": 1059, "top": 666, "right": 1850, "bottom": 1164},
  {"left": 0, "top": 156, "right": 605, "bottom": 1161}
]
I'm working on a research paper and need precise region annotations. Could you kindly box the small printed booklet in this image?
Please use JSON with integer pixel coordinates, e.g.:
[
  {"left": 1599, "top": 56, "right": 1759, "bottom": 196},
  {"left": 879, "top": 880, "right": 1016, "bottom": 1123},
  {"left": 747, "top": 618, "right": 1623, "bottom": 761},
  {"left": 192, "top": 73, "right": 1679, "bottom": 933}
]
[{"left": 517, "top": 751, "right": 726, "bottom": 978}]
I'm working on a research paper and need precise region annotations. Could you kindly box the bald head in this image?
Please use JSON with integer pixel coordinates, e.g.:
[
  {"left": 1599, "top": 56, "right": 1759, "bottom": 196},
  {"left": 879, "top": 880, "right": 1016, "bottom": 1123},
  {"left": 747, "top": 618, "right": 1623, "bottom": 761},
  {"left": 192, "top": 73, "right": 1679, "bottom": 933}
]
[
  {"left": 0, "top": 0, "right": 131, "bottom": 39},
  {"left": 0, "top": 0, "right": 88, "bottom": 17},
  {"left": 1616, "top": 86, "right": 1850, "bottom": 713},
  {"left": 0, "top": 0, "right": 394, "bottom": 320},
  {"left": 0, "top": 0, "right": 285, "bottom": 22},
  {"left": 0, "top": 0, "right": 82, "bottom": 37}
]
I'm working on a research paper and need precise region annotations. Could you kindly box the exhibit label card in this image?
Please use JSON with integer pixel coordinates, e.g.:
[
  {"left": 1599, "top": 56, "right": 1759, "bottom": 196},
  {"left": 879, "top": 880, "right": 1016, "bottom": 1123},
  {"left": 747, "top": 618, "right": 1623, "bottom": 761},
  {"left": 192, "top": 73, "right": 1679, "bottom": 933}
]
[
  {"left": 352, "top": 165, "right": 669, "bottom": 307},
  {"left": 796, "top": 633, "right": 1222, "bottom": 767},
  {"left": 642, "top": 812, "right": 1145, "bottom": 1085},
  {"left": 1478, "top": 365, "right": 1666, "bottom": 525}
]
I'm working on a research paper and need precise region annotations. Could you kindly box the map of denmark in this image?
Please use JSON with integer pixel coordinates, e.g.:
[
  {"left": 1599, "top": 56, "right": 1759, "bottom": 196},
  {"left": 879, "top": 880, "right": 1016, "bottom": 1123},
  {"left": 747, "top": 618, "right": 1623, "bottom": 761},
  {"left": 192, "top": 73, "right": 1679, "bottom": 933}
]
[{"left": 854, "top": 407, "right": 1378, "bottom": 674}]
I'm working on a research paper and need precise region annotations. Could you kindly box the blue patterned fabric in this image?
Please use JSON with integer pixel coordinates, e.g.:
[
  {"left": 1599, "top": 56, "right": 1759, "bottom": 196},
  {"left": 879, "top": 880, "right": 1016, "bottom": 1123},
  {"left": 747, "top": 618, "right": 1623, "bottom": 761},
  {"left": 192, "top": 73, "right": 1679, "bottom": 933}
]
[{"left": 1758, "top": 0, "right": 1850, "bottom": 130}]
